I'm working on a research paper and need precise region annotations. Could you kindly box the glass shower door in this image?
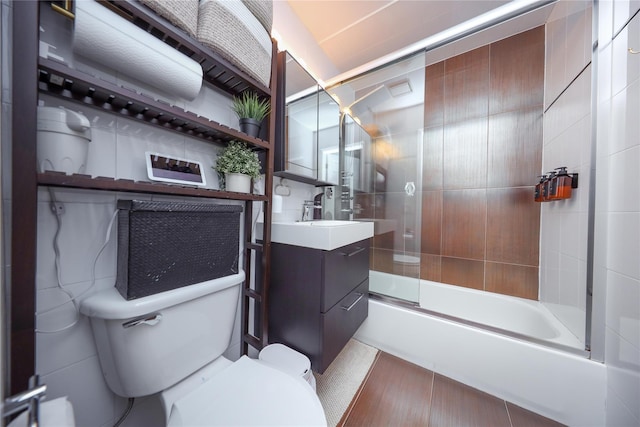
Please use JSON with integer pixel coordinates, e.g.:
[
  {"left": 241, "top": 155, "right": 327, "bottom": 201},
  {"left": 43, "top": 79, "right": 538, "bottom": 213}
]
[{"left": 332, "top": 54, "right": 425, "bottom": 304}]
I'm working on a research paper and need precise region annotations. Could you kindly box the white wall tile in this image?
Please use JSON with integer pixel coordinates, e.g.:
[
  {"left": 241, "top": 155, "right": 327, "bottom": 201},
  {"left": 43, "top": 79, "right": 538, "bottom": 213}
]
[
  {"left": 605, "top": 385, "right": 639, "bottom": 427},
  {"left": 610, "top": 78, "right": 640, "bottom": 156},
  {"left": 36, "top": 192, "right": 118, "bottom": 289},
  {"left": 613, "top": 0, "right": 640, "bottom": 36},
  {"left": 183, "top": 138, "right": 223, "bottom": 191},
  {"left": 606, "top": 270, "right": 640, "bottom": 349},
  {"left": 115, "top": 119, "right": 186, "bottom": 181},
  {"left": 609, "top": 145, "right": 640, "bottom": 213},
  {"left": 545, "top": 17, "right": 566, "bottom": 108},
  {"left": 565, "top": 9, "right": 590, "bottom": 84},
  {"left": 605, "top": 327, "right": 640, "bottom": 421},
  {"left": 607, "top": 212, "right": 640, "bottom": 280},
  {"left": 36, "top": 188, "right": 116, "bottom": 289},
  {"left": 612, "top": 12, "right": 640, "bottom": 97},
  {"left": 36, "top": 309, "right": 96, "bottom": 376},
  {"left": 42, "top": 356, "right": 117, "bottom": 427}
]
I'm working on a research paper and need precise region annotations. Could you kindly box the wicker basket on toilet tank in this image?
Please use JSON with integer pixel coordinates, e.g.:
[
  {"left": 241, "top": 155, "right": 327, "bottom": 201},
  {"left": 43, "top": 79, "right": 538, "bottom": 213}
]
[{"left": 116, "top": 200, "right": 243, "bottom": 300}]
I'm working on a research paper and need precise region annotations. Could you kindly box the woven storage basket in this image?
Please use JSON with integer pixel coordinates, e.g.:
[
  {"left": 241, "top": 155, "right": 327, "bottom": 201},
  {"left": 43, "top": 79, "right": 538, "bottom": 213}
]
[
  {"left": 116, "top": 200, "right": 243, "bottom": 300},
  {"left": 197, "top": 0, "right": 272, "bottom": 88},
  {"left": 140, "top": 0, "right": 199, "bottom": 37},
  {"left": 241, "top": 0, "right": 273, "bottom": 33}
]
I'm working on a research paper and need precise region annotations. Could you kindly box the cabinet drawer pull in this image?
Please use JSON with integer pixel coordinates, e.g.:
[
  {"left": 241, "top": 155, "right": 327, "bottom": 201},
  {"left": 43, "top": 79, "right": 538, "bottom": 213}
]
[
  {"left": 341, "top": 293, "right": 364, "bottom": 311},
  {"left": 339, "top": 246, "right": 365, "bottom": 257}
]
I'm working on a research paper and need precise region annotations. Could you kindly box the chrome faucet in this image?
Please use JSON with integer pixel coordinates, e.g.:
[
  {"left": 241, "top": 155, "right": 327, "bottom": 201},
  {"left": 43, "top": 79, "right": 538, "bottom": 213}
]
[{"left": 301, "top": 200, "right": 321, "bottom": 221}]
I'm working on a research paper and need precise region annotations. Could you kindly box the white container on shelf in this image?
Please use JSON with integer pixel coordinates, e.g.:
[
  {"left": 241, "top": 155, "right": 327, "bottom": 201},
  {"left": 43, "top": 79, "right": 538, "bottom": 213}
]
[
  {"left": 37, "top": 106, "right": 91, "bottom": 175},
  {"left": 225, "top": 172, "right": 251, "bottom": 193}
]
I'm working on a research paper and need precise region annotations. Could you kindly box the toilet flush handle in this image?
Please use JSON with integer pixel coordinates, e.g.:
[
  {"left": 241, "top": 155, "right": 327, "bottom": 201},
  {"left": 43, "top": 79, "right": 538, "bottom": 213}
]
[{"left": 122, "top": 313, "right": 162, "bottom": 329}]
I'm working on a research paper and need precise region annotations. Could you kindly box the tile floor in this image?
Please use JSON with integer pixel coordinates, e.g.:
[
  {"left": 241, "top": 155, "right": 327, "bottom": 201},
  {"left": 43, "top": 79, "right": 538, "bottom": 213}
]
[{"left": 339, "top": 351, "right": 565, "bottom": 427}]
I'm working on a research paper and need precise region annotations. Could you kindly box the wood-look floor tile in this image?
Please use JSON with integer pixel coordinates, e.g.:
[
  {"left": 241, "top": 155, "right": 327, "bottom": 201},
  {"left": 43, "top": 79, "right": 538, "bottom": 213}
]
[
  {"left": 507, "top": 402, "right": 566, "bottom": 427},
  {"left": 429, "top": 374, "right": 511, "bottom": 427},
  {"left": 341, "top": 352, "right": 433, "bottom": 427}
]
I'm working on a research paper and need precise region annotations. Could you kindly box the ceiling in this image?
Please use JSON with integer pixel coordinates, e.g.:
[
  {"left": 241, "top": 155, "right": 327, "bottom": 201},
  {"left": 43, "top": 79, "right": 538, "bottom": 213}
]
[
  {"left": 283, "top": 0, "right": 559, "bottom": 127},
  {"left": 286, "top": 0, "right": 512, "bottom": 77}
]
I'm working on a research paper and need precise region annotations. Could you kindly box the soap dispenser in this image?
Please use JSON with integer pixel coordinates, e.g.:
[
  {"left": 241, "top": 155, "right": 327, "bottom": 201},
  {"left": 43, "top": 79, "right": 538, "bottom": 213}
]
[
  {"left": 534, "top": 175, "right": 546, "bottom": 202},
  {"left": 542, "top": 171, "right": 555, "bottom": 202},
  {"left": 549, "top": 167, "right": 573, "bottom": 200},
  {"left": 313, "top": 192, "right": 323, "bottom": 220}
]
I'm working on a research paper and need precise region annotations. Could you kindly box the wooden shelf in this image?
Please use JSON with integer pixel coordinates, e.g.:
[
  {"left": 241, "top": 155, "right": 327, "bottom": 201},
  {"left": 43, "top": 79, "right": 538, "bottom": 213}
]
[
  {"left": 38, "top": 171, "right": 268, "bottom": 201},
  {"left": 38, "top": 58, "right": 270, "bottom": 150}
]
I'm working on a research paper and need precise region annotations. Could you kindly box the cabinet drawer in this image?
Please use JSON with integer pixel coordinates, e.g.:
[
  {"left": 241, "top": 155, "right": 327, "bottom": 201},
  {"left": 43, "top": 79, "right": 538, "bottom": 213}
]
[
  {"left": 322, "top": 239, "right": 370, "bottom": 312},
  {"left": 319, "top": 279, "right": 369, "bottom": 373}
]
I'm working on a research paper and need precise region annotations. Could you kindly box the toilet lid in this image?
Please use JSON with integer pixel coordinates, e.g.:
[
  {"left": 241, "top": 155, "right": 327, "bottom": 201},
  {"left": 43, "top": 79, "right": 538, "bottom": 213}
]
[{"left": 168, "top": 356, "right": 327, "bottom": 426}]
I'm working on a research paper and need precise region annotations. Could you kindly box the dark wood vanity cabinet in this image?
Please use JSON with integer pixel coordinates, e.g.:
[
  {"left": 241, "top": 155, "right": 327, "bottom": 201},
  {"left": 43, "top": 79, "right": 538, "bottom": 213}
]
[{"left": 268, "top": 239, "right": 370, "bottom": 373}]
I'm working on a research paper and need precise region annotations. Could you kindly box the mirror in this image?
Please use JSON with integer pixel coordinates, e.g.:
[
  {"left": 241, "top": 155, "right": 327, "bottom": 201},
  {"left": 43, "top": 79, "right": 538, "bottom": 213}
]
[
  {"left": 341, "top": 113, "right": 373, "bottom": 193},
  {"left": 275, "top": 51, "right": 340, "bottom": 185},
  {"left": 317, "top": 90, "right": 340, "bottom": 184}
]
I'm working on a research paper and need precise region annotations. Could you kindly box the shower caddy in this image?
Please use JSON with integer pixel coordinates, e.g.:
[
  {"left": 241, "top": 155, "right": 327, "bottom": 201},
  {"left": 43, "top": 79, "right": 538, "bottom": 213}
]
[{"left": 8, "top": 0, "right": 276, "bottom": 395}]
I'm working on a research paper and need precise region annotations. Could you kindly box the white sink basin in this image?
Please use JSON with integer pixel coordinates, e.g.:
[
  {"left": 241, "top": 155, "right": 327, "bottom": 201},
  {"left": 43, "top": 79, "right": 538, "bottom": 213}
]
[
  {"left": 289, "top": 220, "right": 354, "bottom": 227},
  {"left": 257, "top": 220, "right": 374, "bottom": 250}
]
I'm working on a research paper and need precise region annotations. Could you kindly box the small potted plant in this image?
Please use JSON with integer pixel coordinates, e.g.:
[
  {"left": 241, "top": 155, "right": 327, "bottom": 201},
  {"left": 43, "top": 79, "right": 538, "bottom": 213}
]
[
  {"left": 231, "top": 91, "right": 271, "bottom": 138},
  {"left": 214, "top": 140, "right": 261, "bottom": 193}
]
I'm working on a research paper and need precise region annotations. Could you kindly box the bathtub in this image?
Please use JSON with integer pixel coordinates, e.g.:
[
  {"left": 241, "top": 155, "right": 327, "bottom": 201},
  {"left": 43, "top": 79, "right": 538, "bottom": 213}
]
[{"left": 358, "top": 271, "right": 606, "bottom": 426}]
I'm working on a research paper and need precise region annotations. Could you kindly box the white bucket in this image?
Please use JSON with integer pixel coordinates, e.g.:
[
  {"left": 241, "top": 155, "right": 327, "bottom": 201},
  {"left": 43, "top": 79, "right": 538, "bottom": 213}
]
[
  {"left": 37, "top": 106, "right": 91, "bottom": 175},
  {"left": 259, "top": 343, "right": 316, "bottom": 391}
]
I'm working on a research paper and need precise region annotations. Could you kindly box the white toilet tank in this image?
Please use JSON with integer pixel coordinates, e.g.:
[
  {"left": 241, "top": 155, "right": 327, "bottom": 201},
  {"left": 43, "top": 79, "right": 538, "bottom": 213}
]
[{"left": 80, "top": 272, "right": 245, "bottom": 397}]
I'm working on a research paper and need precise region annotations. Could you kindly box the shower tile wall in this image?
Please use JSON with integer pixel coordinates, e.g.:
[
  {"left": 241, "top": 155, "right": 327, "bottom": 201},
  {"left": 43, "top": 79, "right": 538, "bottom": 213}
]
[
  {"left": 596, "top": 2, "right": 640, "bottom": 426},
  {"left": 419, "top": 26, "right": 545, "bottom": 300}
]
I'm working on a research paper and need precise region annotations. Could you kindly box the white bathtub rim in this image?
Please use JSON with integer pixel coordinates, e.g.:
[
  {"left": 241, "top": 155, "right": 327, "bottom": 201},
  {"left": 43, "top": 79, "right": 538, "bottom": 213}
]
[{"left": 369, "top": 270, "right": 585, "bottom": 351}]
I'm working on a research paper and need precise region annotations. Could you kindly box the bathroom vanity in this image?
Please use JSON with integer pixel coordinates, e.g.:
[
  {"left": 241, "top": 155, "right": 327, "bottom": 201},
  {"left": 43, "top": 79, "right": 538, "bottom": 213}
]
[{"left": 264, "top": 221, "right": 373, "bottom": 373}]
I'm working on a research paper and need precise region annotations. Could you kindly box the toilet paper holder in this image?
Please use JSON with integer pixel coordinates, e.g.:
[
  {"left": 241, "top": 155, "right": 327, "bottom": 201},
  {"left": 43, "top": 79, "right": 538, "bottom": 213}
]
[{"left": 3, "top": 375, "right": 47, "bottom": 427}]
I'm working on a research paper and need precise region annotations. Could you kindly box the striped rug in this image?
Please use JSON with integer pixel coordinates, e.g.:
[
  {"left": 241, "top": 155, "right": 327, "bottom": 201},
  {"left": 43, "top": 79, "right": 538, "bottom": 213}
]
[{"left": 313, "top": 339, "right": 379, "bottom": 427}]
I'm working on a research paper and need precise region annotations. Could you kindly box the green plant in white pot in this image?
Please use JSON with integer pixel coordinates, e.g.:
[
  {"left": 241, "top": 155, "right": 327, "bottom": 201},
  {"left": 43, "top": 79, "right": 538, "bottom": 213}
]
[
  {"left": 231, "top": 91, "right": 271, "bottom": 138},
  {"left": 214, "top": 140, "right": 261, "bottom": 193}
]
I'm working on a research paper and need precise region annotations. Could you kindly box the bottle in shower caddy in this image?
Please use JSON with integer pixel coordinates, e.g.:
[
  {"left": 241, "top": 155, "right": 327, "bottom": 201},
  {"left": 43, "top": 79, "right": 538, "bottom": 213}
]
[
  {"left": 540, "top": 171, "right": 555, "bottom": 202},
  {"left": 534, "top": 175, "right": 546, "bottom": 202},
  {"left": 548, "top": 167, "right": 573, "bottom": 200}
]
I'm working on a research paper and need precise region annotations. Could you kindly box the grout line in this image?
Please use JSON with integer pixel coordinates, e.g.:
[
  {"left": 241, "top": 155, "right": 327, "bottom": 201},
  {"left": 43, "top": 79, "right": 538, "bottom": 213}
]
[
  {"left": 427, "top": 368, "right": 436, "bottom": 427},
  {"left": 505, "top": 400, "right": 514, "bottom": 427},
  {"left": 336, "top": 350, "right": 381, "bottom": 427}
]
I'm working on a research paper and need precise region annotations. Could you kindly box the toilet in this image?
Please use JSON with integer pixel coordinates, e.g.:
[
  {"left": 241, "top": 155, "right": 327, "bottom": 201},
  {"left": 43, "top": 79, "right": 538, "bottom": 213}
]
[{"left": 80, "top": 271, "right": 327, "bottom": 426}]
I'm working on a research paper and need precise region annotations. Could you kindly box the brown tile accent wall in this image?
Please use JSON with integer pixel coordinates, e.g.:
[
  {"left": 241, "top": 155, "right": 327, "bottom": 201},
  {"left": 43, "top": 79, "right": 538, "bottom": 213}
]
[
  {"left": 371, "top": 247, "right": 394, "bottom": 275},
  {"left": 444, "top": 46, "right": 490, "bottom": 123},
  {"left": 487, "top": 107, "right": 543, "bottom": 188},
  {"left": 443, "top": 118, "right": 488, "bottom": 189},
  {"left": 441, "top": 257, "right": 485, "bottom": 291},
  {"left": 489, "top": 26, "right": 545, "bottom": 115},
  {"left": 486, "top": 187, "right": 540, "bottom": 266},
  {"left": 425, "top": 62, "right": 445, "bottom": 128},
  {"left": 422, "top": 126, "right": 443, "bottom": 190},
  {"left": 485, "top": 262, "right": 539, "bottom": 300},
  {"left": 420, "top": 190, "right": 442, "bottom": 255},
  {"left": 442, "top": 189, "right": 486, "bottom": 260},
  {"left": 420, "top": 254, "right": 441, "bottom": 282},
  {"left": 415, "top": 26, "right": 544, "bottom": 300}
]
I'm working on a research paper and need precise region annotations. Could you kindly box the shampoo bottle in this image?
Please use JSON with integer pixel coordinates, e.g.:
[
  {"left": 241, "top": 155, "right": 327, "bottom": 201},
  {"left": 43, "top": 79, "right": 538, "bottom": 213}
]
[
  {"left": 534, "top": 175, "right": 546, "bottom": 202},
  {"left": 550, "top": 167, "right": 573, "bottom": 200}
]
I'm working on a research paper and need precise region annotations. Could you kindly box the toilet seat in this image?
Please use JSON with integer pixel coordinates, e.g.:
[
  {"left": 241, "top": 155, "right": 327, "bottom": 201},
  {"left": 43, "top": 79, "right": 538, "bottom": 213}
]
[{"left": 167, "top": 356, "right": 327, "bottom": 426}]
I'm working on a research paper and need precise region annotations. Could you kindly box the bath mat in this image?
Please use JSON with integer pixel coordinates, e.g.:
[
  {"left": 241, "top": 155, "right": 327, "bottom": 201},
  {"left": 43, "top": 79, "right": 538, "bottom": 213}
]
[{"left": 314, "top": 339, "right": 379, "bottom": 427}]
